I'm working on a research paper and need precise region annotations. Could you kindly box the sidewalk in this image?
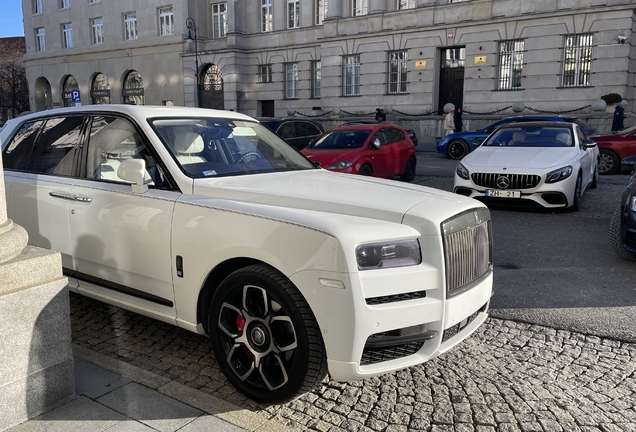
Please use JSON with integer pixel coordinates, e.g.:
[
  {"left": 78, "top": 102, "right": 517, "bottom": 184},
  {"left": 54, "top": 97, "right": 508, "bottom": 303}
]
[{"left": 7, "top": 345, "right": 290, "bottom": 432}]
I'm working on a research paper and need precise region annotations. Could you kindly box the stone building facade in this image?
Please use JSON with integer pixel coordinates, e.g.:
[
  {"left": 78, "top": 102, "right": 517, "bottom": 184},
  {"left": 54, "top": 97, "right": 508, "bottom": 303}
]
[{"left": 21, "top": 0, "right": 636, "bottom": 120}]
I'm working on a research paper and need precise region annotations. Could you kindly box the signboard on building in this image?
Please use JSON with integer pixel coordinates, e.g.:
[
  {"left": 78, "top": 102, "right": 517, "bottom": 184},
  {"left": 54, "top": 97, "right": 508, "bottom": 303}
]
[
  {"left": 415, "top": 60, "right": 427, "bottom": 69},
  {"left": 122, "top": 88, "right": 145, "bottom": 96},
  {"left": 474, "top": 56, "right": 487, "bottom": 65},
  {"left": 90, "top": 89, "right": 111, "bottom": 97}
]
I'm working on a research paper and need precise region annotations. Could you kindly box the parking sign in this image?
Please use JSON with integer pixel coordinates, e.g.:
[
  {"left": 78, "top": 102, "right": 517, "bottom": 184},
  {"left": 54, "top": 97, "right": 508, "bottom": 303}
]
[{"left": 71, "top": 90, "right": 81, "bottom": 105}]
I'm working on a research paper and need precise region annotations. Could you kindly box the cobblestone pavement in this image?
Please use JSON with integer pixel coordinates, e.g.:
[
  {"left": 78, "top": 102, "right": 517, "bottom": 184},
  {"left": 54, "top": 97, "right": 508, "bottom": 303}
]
[{"left": 70, "top": 293, "right": 636, "bottom": 432}]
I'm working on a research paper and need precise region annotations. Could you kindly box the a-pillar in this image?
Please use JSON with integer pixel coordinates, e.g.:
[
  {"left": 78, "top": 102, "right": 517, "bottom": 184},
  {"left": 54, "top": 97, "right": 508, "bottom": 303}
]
[{"left": 0, "top": 142, "right": 73, "bottom": 429}]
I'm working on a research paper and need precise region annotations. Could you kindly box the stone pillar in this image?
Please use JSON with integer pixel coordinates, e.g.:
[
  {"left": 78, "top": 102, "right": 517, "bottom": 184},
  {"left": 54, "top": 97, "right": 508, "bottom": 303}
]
[{"left": 0, "top": 153, "right": 74, "bottom": 430}]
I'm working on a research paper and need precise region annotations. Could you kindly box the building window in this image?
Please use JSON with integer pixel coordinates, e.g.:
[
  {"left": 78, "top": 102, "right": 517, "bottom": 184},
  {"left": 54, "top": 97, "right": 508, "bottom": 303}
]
[
  {"left": 285, "top": 63, "right": 299, "bottom": 99},
  {"left": 396, "top": 0, "right": 415, "bottom": 9},
  {"left": 60, "top": 0, "right": 69, "bottom": 8},
  {"left": 62, "top": 75, "right": 79, "bottom": 107},
  {"left": 343, "top": 54, "right": 360, "bottom": 96},
  {"left": 35, "top": 27, "right": 46, "bottom": 52},
  {"left": 388, "top": 50, "right": 407, "bottom": 94},
  {"left": 562, "top": 33, "right": 593, "bottom": 88},
  {"left": 159, "top": 6, "right": 174, "bottom": 36},
  {"left": 311, "top": 60, "right": 321, "bottom": 98},
  {"left": 33, "top": 0, "right": 42, "bottom": 14},
  {"left": 352, "top": 0, "right": 368, "bottom": 16},
  {"left": 259, "top": 65, "right": 272, "bottom": 83},
  {"left": 123, "top": 70, "right": 144, "bottom": 105},
  {"left": 261, "top": 0, "right": 273, "bottom": 32},
  {"left": 287, "top": 0, "right": 300, "bottom": 29},
  {"left": 91, "top": 72, "right": 111, "bottom": 104},
  {"left": 212, "top": 3, "right": 227, "bottom": 38},
  {"left": 91, "top": 18, "right": 104, "bottom": 44},
  {"left": 62, "top": 23, "right": 73, "bottom": 48},
  {"left": 315, "top": 0, "right": 327, "bottom": 25},
  {"left": 124, "top": 13, "right": 138, "bottom": 40},
  {"left": 497, "top": 39, "right": 524, "bottom": 90}
]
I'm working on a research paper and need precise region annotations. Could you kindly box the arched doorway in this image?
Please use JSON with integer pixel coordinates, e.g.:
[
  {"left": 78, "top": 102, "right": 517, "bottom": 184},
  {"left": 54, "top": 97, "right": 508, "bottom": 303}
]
[
  {"left": 199, "top": 64, "right": 224, "bottom": 110},
  {"left": 91, "top": 73, "right": 111, "bottom": 104},
  {"left": 122, "top": 70, "right": 144, "bottom": 105},
  {"left": 62, "top": 75, "right": 79, "bottom": 107},
  {"left": 34, "top": 77, "right": 52, "bottom": 111}
]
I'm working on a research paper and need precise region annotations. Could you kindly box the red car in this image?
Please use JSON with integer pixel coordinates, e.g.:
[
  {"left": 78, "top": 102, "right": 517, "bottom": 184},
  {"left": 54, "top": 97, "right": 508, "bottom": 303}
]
[
  {"left": 592, "top": 126, "right": 636, "bottom": 174},
  {"left": 301, "top": 123, "right": 417, "bottom": 181}
]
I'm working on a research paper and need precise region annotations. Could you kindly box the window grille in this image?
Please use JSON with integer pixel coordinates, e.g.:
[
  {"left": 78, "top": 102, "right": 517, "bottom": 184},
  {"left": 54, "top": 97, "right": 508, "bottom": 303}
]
[
  {"left": 497, "top": 39, "right": 524, "bottom": 90},
  {"left": 561, "top": 33, "right": 593, "bottom": 88}
]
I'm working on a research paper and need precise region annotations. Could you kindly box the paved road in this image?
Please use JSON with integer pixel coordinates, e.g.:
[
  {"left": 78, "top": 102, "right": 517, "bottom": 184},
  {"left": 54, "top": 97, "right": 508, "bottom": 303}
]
[{"left": 69, "top": 151, "right": 636, "bottom": 431}]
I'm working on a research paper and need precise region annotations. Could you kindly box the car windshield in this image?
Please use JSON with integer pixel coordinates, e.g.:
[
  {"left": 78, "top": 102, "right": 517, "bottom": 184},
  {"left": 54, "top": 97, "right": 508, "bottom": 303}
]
[
  {"left": 484, "top": 126, "right": 574, "bottom": 148},
  {"left": 309, "top": 130, "right": 371, "bottom": 149},
  {"left": 150, "top": 117, "right": 315, "bottom": 178}
]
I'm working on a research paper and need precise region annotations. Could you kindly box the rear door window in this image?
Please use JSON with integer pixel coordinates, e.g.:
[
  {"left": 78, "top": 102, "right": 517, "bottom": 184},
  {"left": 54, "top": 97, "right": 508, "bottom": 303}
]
[
  {"left": 30, "top": 116, "right": 85, "bottom": 176},
  {"left": 295, "top": 122, "right": 322, "bottom": 138},
  {"left": 2, "top": 120, "right": 44, "bottom": 171}
]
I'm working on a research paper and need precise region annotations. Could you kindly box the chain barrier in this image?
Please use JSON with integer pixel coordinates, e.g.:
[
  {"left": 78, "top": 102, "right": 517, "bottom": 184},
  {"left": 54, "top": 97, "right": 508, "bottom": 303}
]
[
  {"left": 525, "top": 105, "right": 591, "bottom": 114},
  {"left": 295, "top": 110, "right": 333, "bottom": 118},
  {"left": 462, "top": 106, "right": 513, "bottom": 115},
  {"left": 392, "top": 109, "right": 438, "bottom": 116},
  {"left": 292, "top": 104, "right": 593, "bottom": 118}
]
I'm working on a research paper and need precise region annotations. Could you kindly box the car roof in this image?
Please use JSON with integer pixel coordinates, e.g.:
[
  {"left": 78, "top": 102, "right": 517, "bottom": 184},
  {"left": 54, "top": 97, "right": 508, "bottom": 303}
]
[
  {"left": 12, "top": 104, "right": 257, "bottom": 123},
  {"left": 329, "top": 123, "right": 396, "bottom": 131}
]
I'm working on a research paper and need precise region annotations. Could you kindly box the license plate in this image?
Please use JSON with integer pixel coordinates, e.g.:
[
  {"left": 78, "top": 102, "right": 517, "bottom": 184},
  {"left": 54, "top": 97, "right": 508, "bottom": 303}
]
[{"left": 485, "top": 189, "right": 521, "bottom": 198}]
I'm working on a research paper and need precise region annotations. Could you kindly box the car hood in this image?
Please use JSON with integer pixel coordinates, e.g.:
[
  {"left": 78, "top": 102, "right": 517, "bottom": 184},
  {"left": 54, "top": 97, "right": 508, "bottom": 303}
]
[
  {"left": 464, "top": 147, "right": 578, "bottom": 170},
  {"left": 301, "top": 148, "right": 361, "bottom": 167},
  {"left": 440, "top": 131, "right": 485, "bottom": 142},
  {"left": 191, "top": 169, "right": 477, "bottom": 228}
]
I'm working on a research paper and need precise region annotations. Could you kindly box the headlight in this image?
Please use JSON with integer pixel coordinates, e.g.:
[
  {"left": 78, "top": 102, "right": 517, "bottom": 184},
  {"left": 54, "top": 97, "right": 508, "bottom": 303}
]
[
  {"left": 456, "top": 163, "right": 470, "bottom": 180},
  {"left": 631, "top": 195, "right": 636, "bottom": 212},
  {"left": 545, "top": 166, "right": 572, "bottom": 183},
  {"left": 355, "top": 239, "right": 421, "bottom": 270},
  {"left": 327, "top": 161, "right": 353, "bottom": 170}
]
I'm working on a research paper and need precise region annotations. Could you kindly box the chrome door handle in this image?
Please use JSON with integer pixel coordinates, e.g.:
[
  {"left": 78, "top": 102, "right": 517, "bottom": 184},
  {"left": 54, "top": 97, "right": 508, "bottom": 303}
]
[
  {"left": 49, "top": 191, "right": 76, "bottom": 201},
  {"left": 48, "top": 192, "right": 92, "bottom": 203}
]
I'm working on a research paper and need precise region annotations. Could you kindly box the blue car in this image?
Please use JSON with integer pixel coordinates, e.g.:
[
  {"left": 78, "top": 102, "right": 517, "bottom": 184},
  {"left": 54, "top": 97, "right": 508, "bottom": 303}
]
[
  {"left": 437, "top": 115, "right": 597, "bottom": 160},
  {"left": 610, "top": 155, "right": 636, "bottom": 260}
]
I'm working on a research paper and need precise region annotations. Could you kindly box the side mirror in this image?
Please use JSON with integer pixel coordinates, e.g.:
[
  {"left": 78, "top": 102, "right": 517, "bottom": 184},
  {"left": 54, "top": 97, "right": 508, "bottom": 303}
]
[
  {"left": 372, "top": 138, "right": 381, "bottom": 149},
  {"left": 473, "top": 137, "right": 485, "bottom": 147},
  {"left": 117, "top": 158, "right": 148, "bottom": 194},
  {"left": 582, "top": 139, "right": 597, "bottom": 149}
]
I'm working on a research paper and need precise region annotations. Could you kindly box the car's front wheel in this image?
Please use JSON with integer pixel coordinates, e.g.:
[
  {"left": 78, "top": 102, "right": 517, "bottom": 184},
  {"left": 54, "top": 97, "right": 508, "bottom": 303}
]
[
  {"left": 400, "top": 156, "right": 416, "bottom": 182},
  {"left": 208, "top": 264, "right": 327, "bottom": 402},
  {"left": 568, "top": 175, "right": 582, "bottom": 212},
  {"left": 598, "top": 150, "right": 620, "bottom": 175},
  {"left": 609, "top": 207, "right": 636, "bottom": 260},
  {"left": 359, "top": 164, "right": 373, "bottom": 176},
  {"left": 447, "top": 139, "right": 468, "bottom": 160}
]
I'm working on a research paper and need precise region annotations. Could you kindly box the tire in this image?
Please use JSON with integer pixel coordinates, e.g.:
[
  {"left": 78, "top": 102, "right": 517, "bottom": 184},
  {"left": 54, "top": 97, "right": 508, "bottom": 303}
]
[
  {"left": 400, "top": 156, "right": 416, "bottom": 182},
  {"left": 609, "top": 207, "right": 636, "bottom": 260},
  {"left": 447, "top": 139, "right": 469, "bottom": 160},
  {"left": 568, "top": 175, "right": 582, "bottom": 212},
  {"left": 598, "top": 150, "right": 620, "bottom": 175},
  {"left": 359, "top": 164, "right": 373, "bottom": 176},
  {"left": 208, "top": 264, "right": 328, "bottom": 403}
]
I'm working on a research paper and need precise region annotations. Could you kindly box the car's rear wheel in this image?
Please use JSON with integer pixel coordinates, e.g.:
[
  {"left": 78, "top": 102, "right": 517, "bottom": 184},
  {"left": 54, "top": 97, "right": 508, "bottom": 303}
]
[
  {"left": 208, "top": 264, "right": 327, "bottom": 403},
  {"left": 400, "top": 156, "right": 416, "bottom": 182},
  {"left": 609, "top": 207, "right": 636, "bottom": 260},
  {"left": 447, "top": 140, "right": 468, "bottom": 160},
  {"left": 359, "top": 164, "right": 373, "bottom": 176},
  {"left": 598, "top": 150, "right": 620, "bottom": 175}
]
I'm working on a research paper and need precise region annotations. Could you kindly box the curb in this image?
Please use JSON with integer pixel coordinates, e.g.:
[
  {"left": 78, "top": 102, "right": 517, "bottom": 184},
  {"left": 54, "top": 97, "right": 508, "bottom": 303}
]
[{"left": 72, "top": 344, "right": 293, "bottom": 432}]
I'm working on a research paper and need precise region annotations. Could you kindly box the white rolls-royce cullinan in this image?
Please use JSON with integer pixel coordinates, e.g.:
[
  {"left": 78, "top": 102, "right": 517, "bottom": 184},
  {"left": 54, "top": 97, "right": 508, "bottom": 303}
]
[{"left": 1, "top": 106, "right": 493, "bottom": 402}]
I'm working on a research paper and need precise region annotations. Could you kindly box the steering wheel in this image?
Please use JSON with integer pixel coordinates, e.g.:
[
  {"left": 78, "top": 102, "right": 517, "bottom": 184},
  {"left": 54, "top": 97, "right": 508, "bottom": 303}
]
[{"left": 236, "top": 151, "right": 263, "bottom": 164}]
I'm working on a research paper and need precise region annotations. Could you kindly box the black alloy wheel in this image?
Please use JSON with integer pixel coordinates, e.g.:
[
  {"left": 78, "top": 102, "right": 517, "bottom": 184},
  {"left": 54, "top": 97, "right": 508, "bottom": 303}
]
[
  {"left": 209, "top": 264, "right": 327, "bottom": 403},
  {"left": 447, "top": 139, "right": 469, "bottom": 160},
  {"left": 400, "top": 156, "right": 416, "bottom": 182},
  {"left": 568, "top": 175, "right": 582, "bottom": 212},
  {"left": 598, "top": 150, "right": 619, "bottom": 175}
]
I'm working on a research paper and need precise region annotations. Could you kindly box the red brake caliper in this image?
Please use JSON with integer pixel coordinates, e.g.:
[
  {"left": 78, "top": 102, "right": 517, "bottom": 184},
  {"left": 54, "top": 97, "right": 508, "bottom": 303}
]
[{"left": 235, "top": 314, "right": 253, "bottom": 358}]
